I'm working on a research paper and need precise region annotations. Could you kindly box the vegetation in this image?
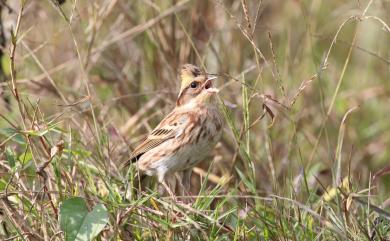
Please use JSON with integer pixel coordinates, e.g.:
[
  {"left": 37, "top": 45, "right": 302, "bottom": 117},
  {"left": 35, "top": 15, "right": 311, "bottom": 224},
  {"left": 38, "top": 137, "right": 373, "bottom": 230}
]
[{"left": 0, "top": 0, "right": 389, "bottom": 240}]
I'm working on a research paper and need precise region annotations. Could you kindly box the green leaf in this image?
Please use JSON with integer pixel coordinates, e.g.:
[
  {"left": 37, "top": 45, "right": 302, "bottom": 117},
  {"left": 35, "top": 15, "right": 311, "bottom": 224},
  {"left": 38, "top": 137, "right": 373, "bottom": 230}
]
[
  {"left": 18, "top": 151, "right": 32, "bottom": 165},
  {"left": 5, "top": 147, "right": 16, "bottom": 168},
  {"left": 235, "top": 167, "right": 256, "bottom": 194},
  {"left": 0, "top": 128, "right": 25, "bottom": 145},
  {"left": 1, "top": 55, "right": 11, "bottom": 76},
  {"left": 59, "top": 197, "right": 109, "bottom": 241}
]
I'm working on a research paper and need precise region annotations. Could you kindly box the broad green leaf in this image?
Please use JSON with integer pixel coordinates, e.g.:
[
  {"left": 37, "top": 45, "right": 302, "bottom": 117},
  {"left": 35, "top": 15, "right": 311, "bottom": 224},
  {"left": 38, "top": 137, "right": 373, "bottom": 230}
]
[
  {"left": 18, "top": 152, "right": 32, "bottom": 165},
  {"left": 59, "top": 197, "right": 88, "bottom": 241},
  {"left": 59, "top": 197, "right": 109, "bottom": 241},
  {"left": 75, "top": 204, "right": 109, "bottom": 241},
  {"left": 0, "top": 128, "right": 25, "bottom": 145}
]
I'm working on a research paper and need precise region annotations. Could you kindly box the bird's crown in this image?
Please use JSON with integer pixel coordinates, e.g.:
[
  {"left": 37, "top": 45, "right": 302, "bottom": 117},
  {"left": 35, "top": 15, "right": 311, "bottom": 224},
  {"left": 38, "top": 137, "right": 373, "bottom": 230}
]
[{"left": 180, "top": 64, "right": 202, "bottom": 90}]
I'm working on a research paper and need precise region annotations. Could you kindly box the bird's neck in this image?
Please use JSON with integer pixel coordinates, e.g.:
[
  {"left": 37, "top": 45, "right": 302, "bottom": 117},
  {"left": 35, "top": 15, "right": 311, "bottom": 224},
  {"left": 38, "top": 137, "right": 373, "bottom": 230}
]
[{"left": 175, "top": 92, "right": 187, "bottom": 106}]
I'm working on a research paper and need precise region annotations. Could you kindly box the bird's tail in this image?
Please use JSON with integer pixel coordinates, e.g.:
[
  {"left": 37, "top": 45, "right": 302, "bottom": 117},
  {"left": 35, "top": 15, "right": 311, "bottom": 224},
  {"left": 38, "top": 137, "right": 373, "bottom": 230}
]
[{"left": 122, "top": 153, "right": 142, "bottom": 168}]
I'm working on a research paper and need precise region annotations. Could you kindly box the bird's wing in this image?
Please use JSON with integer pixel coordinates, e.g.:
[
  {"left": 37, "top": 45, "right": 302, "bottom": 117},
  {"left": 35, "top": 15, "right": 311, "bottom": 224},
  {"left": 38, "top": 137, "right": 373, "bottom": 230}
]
[{"left": 125, "top": 111, "right": 189, "bottom": 165}]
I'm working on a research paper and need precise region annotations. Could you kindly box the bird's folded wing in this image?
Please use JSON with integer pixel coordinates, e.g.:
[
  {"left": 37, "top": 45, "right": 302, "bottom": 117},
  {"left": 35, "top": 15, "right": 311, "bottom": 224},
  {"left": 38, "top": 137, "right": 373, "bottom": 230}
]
[{"left": 125, "top": 113, "right": 189, "bottom": 165}]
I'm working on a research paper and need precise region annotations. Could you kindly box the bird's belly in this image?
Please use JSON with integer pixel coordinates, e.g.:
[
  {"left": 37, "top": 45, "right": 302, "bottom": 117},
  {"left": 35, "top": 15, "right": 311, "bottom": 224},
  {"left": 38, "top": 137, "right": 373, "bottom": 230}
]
[{"left": 172, "top": 126, "right": 222, "bottom": 172}]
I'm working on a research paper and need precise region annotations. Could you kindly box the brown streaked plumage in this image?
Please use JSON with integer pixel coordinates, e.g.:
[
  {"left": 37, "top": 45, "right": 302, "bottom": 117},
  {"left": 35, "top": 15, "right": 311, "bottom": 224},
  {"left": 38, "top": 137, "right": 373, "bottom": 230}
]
[{"left": 127, "top": 64, "right": 223, "bottom": 195}]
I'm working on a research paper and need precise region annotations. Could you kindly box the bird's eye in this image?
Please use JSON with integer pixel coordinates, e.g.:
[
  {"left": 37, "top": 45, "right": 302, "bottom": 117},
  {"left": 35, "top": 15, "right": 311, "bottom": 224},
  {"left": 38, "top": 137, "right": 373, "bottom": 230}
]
[{"left": 190, "top": 82, "right": 198, "bottom": 88}]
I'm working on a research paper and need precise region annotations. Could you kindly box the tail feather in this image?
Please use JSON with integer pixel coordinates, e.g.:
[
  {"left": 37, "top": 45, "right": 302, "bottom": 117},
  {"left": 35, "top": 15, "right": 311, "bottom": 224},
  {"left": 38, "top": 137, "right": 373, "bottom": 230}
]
[{"left": 122, "top": 153, "right": 143, "bottom": 168}]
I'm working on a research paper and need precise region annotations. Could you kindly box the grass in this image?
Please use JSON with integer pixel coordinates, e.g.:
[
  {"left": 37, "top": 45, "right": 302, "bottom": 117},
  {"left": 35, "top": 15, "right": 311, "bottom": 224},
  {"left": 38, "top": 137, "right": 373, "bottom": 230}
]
[{"left": 0, "top": 0, "right": 389, "bottom": 240}]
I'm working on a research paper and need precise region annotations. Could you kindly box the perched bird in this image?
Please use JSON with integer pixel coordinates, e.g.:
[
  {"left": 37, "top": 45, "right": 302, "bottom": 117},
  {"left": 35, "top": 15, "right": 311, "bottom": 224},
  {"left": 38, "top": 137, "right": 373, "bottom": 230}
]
[{"left": 127, "top": 64, "right": 223, "bottom": 196}]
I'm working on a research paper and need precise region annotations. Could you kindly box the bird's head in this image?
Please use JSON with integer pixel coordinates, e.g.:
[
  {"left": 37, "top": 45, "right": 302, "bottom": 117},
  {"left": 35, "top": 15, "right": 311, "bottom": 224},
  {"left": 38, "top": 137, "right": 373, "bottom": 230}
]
[
  {"left": 176, "top": 73, "right": 219, "bottom": 106},
  {"left": 180, "top": 64, "right": 202, "bottom": 91}
]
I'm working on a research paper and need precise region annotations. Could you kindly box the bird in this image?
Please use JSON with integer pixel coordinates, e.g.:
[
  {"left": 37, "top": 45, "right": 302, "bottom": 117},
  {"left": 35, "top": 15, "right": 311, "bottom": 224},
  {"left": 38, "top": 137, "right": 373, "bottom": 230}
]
[{"left": 126, "top": 64, "right": 223, "bottom": 197}]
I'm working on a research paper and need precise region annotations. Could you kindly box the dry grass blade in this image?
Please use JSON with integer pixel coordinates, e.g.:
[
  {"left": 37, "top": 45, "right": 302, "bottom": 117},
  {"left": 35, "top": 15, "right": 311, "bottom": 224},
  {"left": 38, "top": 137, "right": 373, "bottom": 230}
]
[
  {"left": 372, "top": 165, "right": 390, "bottom": 183},
  {"left": 120, "top": 96, "right": 161, "bottom": 135},
  {"left": 94, "top": 0, "right": 190, "bottom": 54},
  {"left": 335, "top": 106, "right": 359, "bottom": 186}
]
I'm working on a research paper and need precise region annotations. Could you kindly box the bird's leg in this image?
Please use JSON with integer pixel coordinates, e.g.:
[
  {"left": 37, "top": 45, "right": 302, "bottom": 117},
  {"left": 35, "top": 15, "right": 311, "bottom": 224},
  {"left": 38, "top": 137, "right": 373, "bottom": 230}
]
[
  {"left": 175, "top": 172, "right": 184, "bottom": 196},
  {"left": 175, "top": 169, "right": 193, "bottom": 204},
  {"left": 161, "top": 180, "right": 176, "bottom": 200},
  {"left": 168, "top": 174, "right": 177, "bottom": 192},
  {"left": 182, "top": 169, "right": 192, "bottom": 194},
  {"left": 158, "top": 173, "right": 177, "bottom": 201},
  {"left": 183, "top": 169, "right": 194, "bottom": 203}
]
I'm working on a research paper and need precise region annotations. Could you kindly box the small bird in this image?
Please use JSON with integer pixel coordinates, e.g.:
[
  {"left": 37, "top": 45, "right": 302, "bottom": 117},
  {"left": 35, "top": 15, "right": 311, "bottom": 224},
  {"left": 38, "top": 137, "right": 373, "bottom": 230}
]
[{"left": 127, "top": 64, "right": 223, "bottom": 196}]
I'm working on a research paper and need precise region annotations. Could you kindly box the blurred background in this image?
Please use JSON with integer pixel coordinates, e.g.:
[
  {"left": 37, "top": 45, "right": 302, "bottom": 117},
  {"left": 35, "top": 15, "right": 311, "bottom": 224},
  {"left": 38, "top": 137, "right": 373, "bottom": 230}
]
[{"left": 0, "top": 0, "right": 389, "bottom": 239}]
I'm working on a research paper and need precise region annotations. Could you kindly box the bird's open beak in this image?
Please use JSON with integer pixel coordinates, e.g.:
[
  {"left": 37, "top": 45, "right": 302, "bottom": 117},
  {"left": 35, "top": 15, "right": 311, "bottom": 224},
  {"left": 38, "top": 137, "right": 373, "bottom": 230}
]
[
  {"left": 207, "top": 76, "right": 218, "bottom": 81},
  {"left": 206, "top": 87, "right": 219, "bottom": 93},
  {"left": 204, "top": 75, "right": 217, "bottom": 89},
  {"left": 204, "top": 75, "right": 219, "bottom": 93}
]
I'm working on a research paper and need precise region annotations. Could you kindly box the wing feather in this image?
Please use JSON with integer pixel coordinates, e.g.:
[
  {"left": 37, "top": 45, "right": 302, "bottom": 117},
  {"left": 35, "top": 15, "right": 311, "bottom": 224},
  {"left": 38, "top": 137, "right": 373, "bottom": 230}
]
[
  {"left": 125, "top": 111, "right": 189, "bottom": 165},
  {"left": 130, "top": 128, "right": 174, "bottom": 159}
]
